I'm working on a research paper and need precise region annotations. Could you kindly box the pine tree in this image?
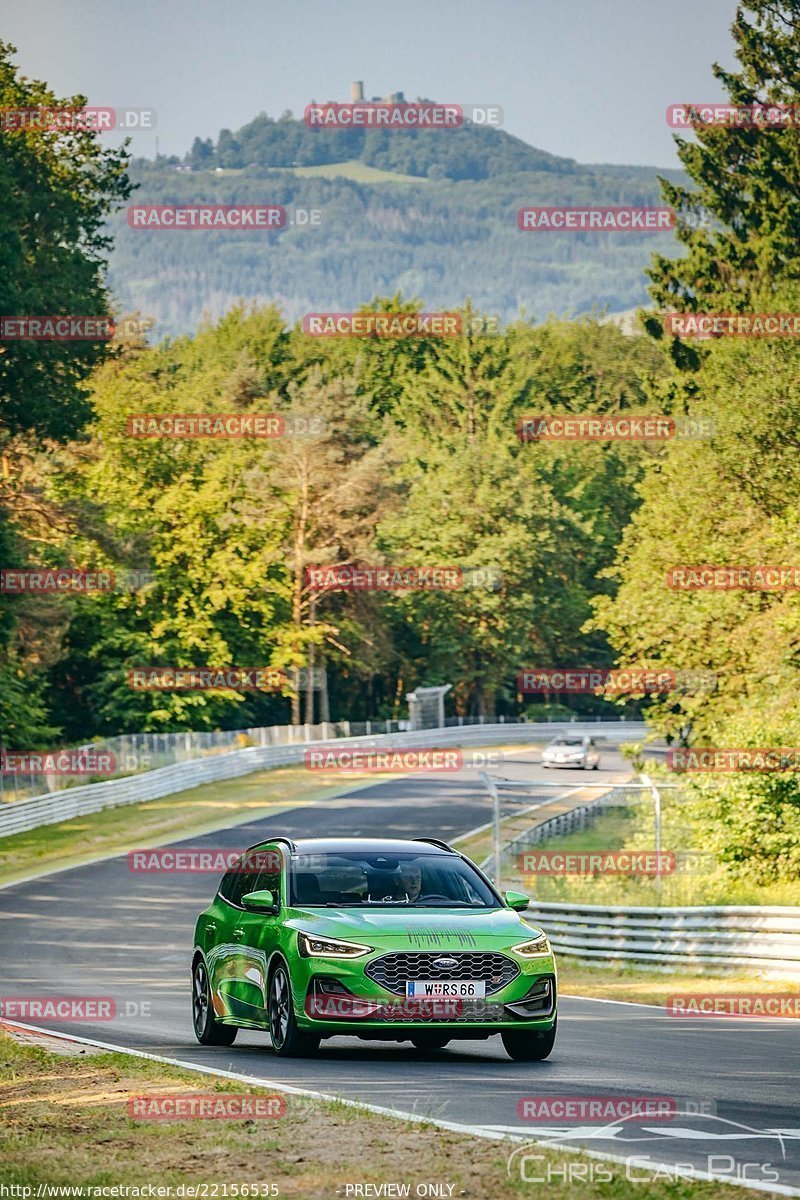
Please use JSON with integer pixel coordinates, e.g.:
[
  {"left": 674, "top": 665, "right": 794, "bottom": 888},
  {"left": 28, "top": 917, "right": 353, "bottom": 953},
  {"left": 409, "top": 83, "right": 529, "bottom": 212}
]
[{"left": 648, "top": 0, "right": 800, "bottom": 326}]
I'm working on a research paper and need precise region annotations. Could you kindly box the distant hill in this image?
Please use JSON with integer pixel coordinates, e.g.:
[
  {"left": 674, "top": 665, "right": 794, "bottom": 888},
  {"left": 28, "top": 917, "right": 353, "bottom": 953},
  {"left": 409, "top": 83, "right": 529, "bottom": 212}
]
[
  {"left": 184, "top": 108, "right": 582, "bottom": 181},
  {"left": 109, "top": 111, "right": 684, "bottom": 339}
]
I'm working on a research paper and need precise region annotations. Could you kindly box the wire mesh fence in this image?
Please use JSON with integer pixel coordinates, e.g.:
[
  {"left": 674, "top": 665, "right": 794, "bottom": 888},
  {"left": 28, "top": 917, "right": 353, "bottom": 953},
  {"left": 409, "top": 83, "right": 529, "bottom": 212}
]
[{"left": 0, "top": 711, "right": 584, "bottom": 803}]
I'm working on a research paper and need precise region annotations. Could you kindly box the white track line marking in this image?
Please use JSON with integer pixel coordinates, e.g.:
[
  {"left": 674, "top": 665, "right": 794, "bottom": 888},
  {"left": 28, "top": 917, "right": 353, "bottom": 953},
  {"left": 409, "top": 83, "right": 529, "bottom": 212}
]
[
  {"left": 2, "top": 1019, "right": 798, "bottom": 1198},
  {"left": 562, "top": 995, "right": 800, "bottom": 1023}
]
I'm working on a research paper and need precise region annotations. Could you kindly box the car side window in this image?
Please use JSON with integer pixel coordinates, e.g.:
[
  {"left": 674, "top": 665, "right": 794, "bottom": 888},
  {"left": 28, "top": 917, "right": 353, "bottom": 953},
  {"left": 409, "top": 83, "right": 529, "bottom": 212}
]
[
  {"left": 218, "top": 861, "right": 242, "bottom": 903},
  {"left": 254, "top": 845, "right": 283, "bottom": 904},
  {"left": 231, "top": 864, "right": 262, "bottom": 906},
  {"left": 218, "top": 853, "right": 261, "bottom": 908}
]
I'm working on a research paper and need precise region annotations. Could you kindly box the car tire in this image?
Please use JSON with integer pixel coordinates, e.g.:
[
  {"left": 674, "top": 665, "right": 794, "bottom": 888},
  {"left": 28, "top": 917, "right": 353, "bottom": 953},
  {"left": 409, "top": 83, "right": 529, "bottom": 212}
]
[
  {"left": 268, "top": 962, "right": 321, "bottom": 1057},
  {"left": 593, "top": 760, "right": 600, "bottom": 770},
  {"left": 410, "top": 1033, "right": 451, "bottom": 1051},
  {"left": 501, "top": 1018, "right": 557, "bottom": 1062},
  {"left": 192, "top": 958, "right": 237, "bottom": 1046}
]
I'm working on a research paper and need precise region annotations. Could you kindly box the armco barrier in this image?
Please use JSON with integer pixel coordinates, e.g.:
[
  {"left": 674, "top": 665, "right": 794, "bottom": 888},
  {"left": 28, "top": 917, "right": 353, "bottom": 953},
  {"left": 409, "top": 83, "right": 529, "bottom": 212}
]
[
  {"left": 526, "top": 900, "right": 800, "bottom": 979},
  {"left": 0, "top": 721, "right": 645, "bottom": 839},
  {"left": 481, "top": 783, "right": 800, "bottom": 979},
  {"left": 478, "top": 784, "right": 634, "bottom": 878}
]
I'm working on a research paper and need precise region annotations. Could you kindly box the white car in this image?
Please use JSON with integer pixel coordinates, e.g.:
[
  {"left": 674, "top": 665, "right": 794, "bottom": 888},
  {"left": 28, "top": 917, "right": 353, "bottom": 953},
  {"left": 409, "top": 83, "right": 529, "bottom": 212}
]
[{"left": 541, "top": 735, "right": 601, "bottom": 770}]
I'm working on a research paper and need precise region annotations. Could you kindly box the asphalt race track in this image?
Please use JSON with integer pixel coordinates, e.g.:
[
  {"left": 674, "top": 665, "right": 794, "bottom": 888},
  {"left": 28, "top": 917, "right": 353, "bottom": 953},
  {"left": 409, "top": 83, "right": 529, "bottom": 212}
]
[{"left": 1, "top": 746, "right": 798, "bottom": 1192}]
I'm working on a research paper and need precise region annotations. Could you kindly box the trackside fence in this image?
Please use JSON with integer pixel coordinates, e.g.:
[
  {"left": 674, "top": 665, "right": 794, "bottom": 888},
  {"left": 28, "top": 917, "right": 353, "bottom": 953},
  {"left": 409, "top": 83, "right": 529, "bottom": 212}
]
[
  {"left": 0, "top": 721, "right": 644, "bottom": 839},
  {"left": 0, "top": 713, "right": 635, "bottom": 803},
  {"left": 478, "top": 782, "right": 800, "bottom": 980},
  {"left": 525, "top": 900, "right": 800, "bottom": 979}
]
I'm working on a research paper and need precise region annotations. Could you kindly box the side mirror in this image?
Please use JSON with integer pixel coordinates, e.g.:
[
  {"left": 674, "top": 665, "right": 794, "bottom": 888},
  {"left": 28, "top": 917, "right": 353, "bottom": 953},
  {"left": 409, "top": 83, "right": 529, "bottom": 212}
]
[
  {"left": 241, "top": 888, "right": 278, "bottom": 913},
  {"left": 504, "top": 889, "right": 530, "bottom": 911}
]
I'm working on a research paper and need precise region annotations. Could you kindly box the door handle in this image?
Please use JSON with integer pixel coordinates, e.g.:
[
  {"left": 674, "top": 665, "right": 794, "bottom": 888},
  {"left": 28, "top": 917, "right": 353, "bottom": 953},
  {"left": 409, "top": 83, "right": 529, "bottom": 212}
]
[{"left": 232, "top": 927, "right": 245, "bottom": 941}]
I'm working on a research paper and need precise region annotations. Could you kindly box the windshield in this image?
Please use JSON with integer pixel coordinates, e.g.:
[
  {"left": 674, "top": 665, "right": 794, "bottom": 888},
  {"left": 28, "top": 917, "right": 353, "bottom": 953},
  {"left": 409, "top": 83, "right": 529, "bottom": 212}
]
[
  {"left": 289, "top": 851, "right": 500, "bottom": 908},
  {"left": 551, "top": 737, "right": 584, "bottom": 747}
]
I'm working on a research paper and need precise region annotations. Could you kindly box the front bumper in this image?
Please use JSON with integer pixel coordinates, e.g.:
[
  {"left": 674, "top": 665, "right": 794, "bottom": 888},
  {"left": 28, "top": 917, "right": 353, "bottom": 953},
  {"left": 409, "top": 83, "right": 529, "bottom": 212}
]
[{"left": 293, "top": 949, "right": 557, "bottom": 1033}]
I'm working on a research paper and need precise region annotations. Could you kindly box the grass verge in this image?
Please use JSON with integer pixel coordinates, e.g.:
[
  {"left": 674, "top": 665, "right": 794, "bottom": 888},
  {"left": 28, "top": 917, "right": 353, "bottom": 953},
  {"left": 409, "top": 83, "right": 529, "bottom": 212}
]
[
  {"left": 557, "top": 957, "right": 800, "bottom": 1006},
  {"left": 0, "top": 1029, "right": 769, "bottom": 1199}
]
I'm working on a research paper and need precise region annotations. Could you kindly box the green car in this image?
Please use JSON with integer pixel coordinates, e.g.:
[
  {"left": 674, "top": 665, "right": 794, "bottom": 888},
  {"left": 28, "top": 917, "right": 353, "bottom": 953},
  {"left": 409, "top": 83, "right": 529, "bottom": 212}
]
[{"left": 192, "top": 836, "right": 557, "bottom": 1060}]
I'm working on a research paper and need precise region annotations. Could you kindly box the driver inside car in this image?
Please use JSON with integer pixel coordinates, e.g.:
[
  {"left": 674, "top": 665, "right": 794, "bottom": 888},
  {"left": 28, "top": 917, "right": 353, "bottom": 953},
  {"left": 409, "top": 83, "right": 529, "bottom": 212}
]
[
  {"left": 399, "top": 862, "right": 423, "bottom": 902},
  {"left": 373, "top": 862, "right": 424, "bottom": 903}
]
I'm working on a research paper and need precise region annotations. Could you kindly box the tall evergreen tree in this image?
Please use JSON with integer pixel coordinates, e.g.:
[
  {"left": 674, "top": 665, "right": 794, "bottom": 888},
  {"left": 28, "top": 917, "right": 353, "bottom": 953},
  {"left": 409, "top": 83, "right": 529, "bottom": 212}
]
[{"left": 648, "top": 1, "right": 800, "bottom": 326}]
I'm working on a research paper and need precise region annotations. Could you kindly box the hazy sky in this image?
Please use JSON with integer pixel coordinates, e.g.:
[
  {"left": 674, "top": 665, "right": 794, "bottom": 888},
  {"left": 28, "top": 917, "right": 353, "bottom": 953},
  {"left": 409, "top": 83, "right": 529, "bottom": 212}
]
[{"left": 4, "top": 0, "right": 739, "bottom": 167}]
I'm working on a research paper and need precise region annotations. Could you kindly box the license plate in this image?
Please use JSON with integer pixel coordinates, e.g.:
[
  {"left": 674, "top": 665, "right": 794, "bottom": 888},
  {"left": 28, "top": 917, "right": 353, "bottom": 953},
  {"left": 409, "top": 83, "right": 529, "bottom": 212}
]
[{"left": 406, "top": 980, "right": 486, "bottom": 999}]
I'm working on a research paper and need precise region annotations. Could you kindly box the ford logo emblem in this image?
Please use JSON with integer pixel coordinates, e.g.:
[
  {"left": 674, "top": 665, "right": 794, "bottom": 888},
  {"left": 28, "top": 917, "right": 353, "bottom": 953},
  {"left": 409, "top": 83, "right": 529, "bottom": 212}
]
[{"left": 432, "top": 956, "right": 458, "bottom": 971}]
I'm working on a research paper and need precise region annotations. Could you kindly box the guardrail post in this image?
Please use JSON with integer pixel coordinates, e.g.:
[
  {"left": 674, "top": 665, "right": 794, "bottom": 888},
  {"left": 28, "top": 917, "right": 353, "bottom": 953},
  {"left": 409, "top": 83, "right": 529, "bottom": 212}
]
[
  {"left": 640, "top": 772, "right": 662, "bottom": 897},
  {"left": 479, "top": 771, "right": 502, "bottom": 890}
]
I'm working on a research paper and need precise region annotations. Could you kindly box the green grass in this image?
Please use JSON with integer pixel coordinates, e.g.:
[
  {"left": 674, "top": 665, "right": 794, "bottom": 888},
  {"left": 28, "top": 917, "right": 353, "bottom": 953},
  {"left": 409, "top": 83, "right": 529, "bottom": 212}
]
[
  {"left": 193, "top": 160, "right": 429, "bottom": 183},
  {"left": 269, "top": 159, "right": 428, "bottom": 183},
  {"left": 558, "top": 956, "right": 800, "bottom": 1005},
  {"left": 0, "top": 1030, "right": 770, "bottom": 1199}
]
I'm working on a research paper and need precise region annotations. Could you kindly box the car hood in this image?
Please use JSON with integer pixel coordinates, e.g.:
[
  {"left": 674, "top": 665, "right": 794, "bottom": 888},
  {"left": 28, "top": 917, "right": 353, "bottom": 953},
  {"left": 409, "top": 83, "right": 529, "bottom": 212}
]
[{"left": 286, "top": 905, "right": 545, "bottom": 947}]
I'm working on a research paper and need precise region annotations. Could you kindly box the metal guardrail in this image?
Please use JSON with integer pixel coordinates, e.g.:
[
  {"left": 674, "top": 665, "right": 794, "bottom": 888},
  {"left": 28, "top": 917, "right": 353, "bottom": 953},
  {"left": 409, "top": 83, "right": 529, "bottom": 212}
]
[
  {"left": 0, "top": 712, "right": 639, "bottom": 802},
  {"left": 0, "top": 721, "right": 645, "bottom": 839},
  {"left": 478, "top": 784, "right": 635, "bottom": 876},
  {"left": 477, "top": 782, "right": 800, "bottom": 980},
  {"left": 525, "top": 900, "right": 800, "bottom": 979}
]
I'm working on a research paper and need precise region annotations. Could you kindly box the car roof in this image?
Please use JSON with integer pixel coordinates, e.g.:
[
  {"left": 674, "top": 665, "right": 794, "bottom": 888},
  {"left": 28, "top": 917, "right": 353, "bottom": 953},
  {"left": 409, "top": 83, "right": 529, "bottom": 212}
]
[{"left": 246, "top": 836, "right": 454, "bottom": 856}]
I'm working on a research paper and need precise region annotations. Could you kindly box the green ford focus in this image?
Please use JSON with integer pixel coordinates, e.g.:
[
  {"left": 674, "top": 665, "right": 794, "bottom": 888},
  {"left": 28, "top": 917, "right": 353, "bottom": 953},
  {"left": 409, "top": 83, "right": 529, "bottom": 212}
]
[{"left": 192, "top": 836, "right": 557, "bottom": 1060}]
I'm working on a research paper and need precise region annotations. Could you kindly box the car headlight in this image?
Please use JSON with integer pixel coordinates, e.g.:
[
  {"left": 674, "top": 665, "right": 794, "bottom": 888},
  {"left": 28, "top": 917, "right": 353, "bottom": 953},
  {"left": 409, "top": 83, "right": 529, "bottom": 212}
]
[
  {"left": 297, "top": 931, "right": 372, "bottom": 958},
  {"left": 511, "top": 934, "right": 551, "bottom": 958}
]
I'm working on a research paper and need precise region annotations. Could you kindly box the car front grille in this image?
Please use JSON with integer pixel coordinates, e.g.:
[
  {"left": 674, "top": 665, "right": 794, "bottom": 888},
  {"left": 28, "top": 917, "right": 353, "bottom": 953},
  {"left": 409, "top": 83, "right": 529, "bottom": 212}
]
[{"left": 365, "top": 951, "right": 519, "bottom": 996}]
